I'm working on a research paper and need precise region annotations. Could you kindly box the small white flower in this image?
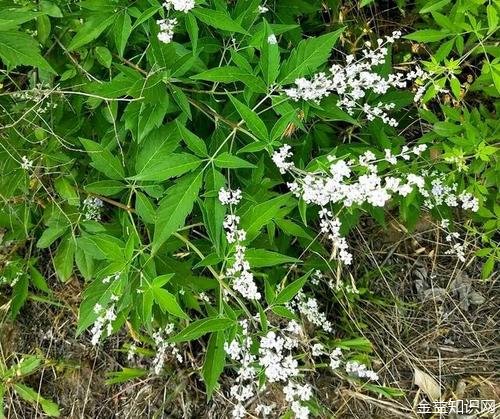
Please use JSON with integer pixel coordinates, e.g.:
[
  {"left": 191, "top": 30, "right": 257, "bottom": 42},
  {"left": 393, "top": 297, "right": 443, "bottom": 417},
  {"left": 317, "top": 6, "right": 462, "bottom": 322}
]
[
  {"left": 162, "top": 0, "right": 195, "bottom": 13},
  {"left": 157, "top": 18, "right": 177, "bottom": 44},
  {"left": 267, "top": 34, "right": 278, "bottom": 45},
  {"left": 82, "top": 196, "right": 104, "bottom": 221},
  {"left": 20, "top": 156, "right": 33, "bottom": 170},
  {"left": 218, "top": 187, "right": 242, "bottom": 205},
  {"left": 345, "top": 360, "right": 379, "bottom": 381},
  {"left": 258, "top": 5, "right": 269, "bottom": 13}
]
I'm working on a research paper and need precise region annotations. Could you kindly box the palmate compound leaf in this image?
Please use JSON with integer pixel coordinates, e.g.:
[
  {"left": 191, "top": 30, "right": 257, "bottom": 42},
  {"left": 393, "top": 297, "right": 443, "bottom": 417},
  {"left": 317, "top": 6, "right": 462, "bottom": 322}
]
[{"left": 152, "top": 172, "right": 203, "bottom": 253}]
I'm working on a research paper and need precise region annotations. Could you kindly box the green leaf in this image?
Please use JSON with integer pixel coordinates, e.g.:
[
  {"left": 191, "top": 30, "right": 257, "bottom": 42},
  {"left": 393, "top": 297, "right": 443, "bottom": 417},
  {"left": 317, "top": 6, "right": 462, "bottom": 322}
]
[
  {"left": 54, "top": 177, "right": 79, "bottom": 206},
  {"left": 135, "top": 191, "right": 156, "bottom": 224},
  {"left": 77, "top": 234, "right": 125, "bottom": 261},
  {"left": 260, "top": 20, "right": 280, "bottom": 85},
  {"left": 130, "top": 153, "right": 202, "bottom": 181},
  {"left": 279, "top": 28, "right": 344, "bottom": 84},
  {"left": 105, "top": 368, "right": 147, "bottom": 385},
  {"left": 40, "top": 1, "right": 63, "bottom": 18},
  {"left": 0, "top": 30, "right": 55, "bottom": 73},
  {"left": 37, "top": 15, "right": 51, "bottom": 45},
  {"left": 192, "top": 8, "right": 248, "bottom": 34},
  {"left": 275, "top": 219, "right": 313, "bottom": 239},
  {"left": 192, "top": 66, "right": 266, "bottom": 92},
  {"left": 138, "top": 101, "right": 169, "bottom": 143},
  {"left": 245, "top": 249, "right": 301, "bottom": 267},
  {"left": 95, "top": 46, "right": 112, "bottom": 68},
  {"left": 171, "top": 86, "right": 192, "bottom": 119},
  {"left": 403, "top": 29, "right": 450, "bottom": 43},
  {"left": 153, "top": 172, "right": 203, "bottom": 253},
  {"left": 68, "top": 14, "right": 115, "bottom": 51},
  {"left": 274, "top": 271, "right": 311, "bottom": 305},
  {"left": 134, "top": 124, "right": 182, "bottom": 178},
  {"left": 113, "top": 11, "right": 132, "bottom": 57},
  {"left": 241, "top": 195, "right": 294, "bottom": 239},
  {"left": 213, "top": 152, "right": 256, "bottom": 169},
  {"left": 419, "top": 0, "right": 451, "bottom": 13},
  {"left": 13, "top": 384, "right": 60, "bottom": 417},
  {"left": 29, "top": 266, "right": 50, "bottom": 293},
  {"left": 433, "top": 121, "right": 461, "bottom": 137},
  {"left": 80, "top": 138, "right": 125, "bottom": 180},
  {"left": 169, "top": 317, "right": 234, "bottom": 343},
  {"left": 0, "top": 9, "right": 41, "bottom": 30},
  {"left": 131, "top": 6, "right": 162, "bottom": 30},
  {"left": 37, "top": 224, "right": 68, "bottom": 248},
  {"left": 360, "top": 0, "right": 375, "bottom": 6},
  {"left": 487, "top": 5, "right": 499, "bottom": 35},
  {"left": 202, "top": 332, "right": 226, "bottom": 399},
  {"left": 177, "top": 121, "right": 208, "bottom": 157},
  {"left": 53, "top": 235, "right": 75, "bottom": 281},
  {"left": 229, "top": 95, "right": 268, "bottom": 141},
  {"left": 85, "top": 180, "right": 126, "bottom": 196},
  {"left": 10, "top": 274, "right": 28, "bottom": 319},
  {"left": 13, "top": 355, "right": 41, "bottom": 376},
  {"left": 185, "top": 13, "right": 198, "bottom": 52},
  {"left": 450, "top": 76, "right": 461, "bottom": 99},
  {"left": 152, "top": 287, "right": 189, "bottom": 319}
]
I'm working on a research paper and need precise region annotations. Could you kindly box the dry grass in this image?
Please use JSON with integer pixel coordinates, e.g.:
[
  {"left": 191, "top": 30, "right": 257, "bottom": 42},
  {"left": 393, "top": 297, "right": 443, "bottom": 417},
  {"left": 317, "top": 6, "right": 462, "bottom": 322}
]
[{"left": 0, "top": 213, "right": 498, "bottom": 418}]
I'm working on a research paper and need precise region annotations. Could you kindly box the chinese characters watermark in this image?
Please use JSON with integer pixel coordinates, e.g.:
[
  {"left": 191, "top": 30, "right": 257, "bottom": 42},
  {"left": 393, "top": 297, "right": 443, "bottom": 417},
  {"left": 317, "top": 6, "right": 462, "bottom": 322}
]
[{"left": 417, "top": 399, "right": 497, "bottom": 416}]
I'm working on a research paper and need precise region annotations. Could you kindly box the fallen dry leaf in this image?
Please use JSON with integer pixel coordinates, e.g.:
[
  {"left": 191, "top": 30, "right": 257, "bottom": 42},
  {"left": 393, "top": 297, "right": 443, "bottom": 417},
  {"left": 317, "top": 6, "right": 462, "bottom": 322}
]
[{"left": 414, "top": 367, "right": 441, "bottom": 401}]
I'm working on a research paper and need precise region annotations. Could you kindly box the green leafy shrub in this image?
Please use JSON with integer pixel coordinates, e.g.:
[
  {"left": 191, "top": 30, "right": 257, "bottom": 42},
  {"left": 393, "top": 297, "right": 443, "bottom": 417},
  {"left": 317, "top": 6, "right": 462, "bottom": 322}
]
[{"left": 0, "top": 0, "right": 497, "bottom": 417}]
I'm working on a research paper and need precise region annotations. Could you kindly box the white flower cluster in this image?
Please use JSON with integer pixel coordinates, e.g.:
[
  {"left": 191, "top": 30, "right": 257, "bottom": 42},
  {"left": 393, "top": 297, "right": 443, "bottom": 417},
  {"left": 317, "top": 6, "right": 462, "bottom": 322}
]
[
  {"left": 345, "top": 360, "right": 379, "bottom": 381},
  {"left": 283, "top": 382, "right": 313, "bottom": 419},
  {"left": 284, "top": 31, "right": 428, "bottom": 126},
  {"left": 445, "top": 232, "right": 466, "bottom": 262},
  {"left": 162, "top": 0, "right": 195, "bottom": 13},
  {"left": 220, "top": 189, "right": 261, "bottom": 300},
  {"left": 329, "top": 347, "right": 342, "bottom": 370},
  {"left": 273, "top": 144, "right": 479, "bottom": 265},
  {"left": 255, "top": 403, "right": 274, "bottom": 416},
  {"left": 12, "top": 83, "right": 58, "bottom": 113},
  {"left": 91, "top": 297, "right": 118, "bottom": 346},
  {"left": 151, "top": 324, "right": 182, "bottom": 375},
  {"left": 157, "top": 18, "right": 177, "bottom": 44},
  {"left": 127, "top": 343, "right": 137, "bottom": 362},
  {"left": 218, "top": 187, "right": 242, "bottom": 205},
  {"left": 423, "top": 176, "right": 479, "bottom": 212},
  {"left": 272, "top": 144, "right": 294, "bottom": 174},
  {"left": 82, "top": 196, "right": 104, "bottom": 221},
  {"left": 288, "top": 291, "right": 333, "bottom": 332},
  {"left": 319, "top": 208, "right": 352, "bottom": 264},
  {"left": 225, "top": 320, "right": 258, "bottom": 418},
  {"left": 225, "top": 320, "right": 314, "bottom": 418},
  {"left": 20, "top": 156, "right": 33, "bottom": 171},
  {"left": 259, "top": 329, "right": 299, "bottom": 382},
  {"left": 440, "top": 220, "right": 469, "bottom": 262}
]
